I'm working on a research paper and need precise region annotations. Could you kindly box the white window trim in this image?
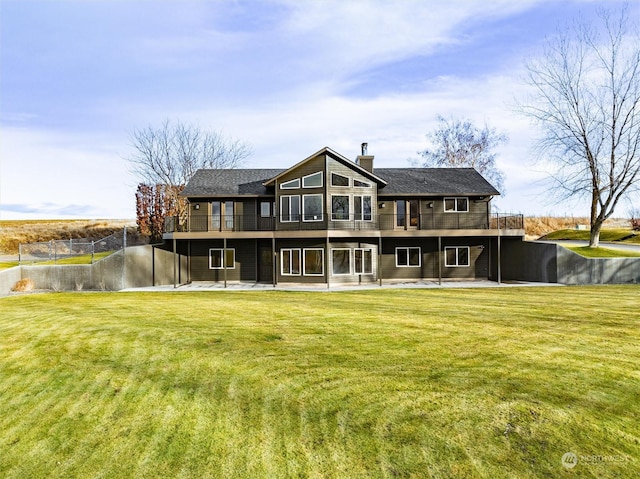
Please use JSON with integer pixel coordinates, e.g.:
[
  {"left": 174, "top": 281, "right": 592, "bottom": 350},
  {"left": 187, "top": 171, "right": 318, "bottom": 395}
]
[
  {"left": 395, "top": 247, "right": 421, "bottom": 267},
  {"left": 445, "top": 246, "right": 471, "bottom": 267},
  {"left": 303, "top": 248, "right": 324, "bottom": 276},
  {"left": 353, "top": 179, "right": 371, "bottom": 188},
  {"left": 331, "top": 248, "right": 352, "bottom": 276},
  {"left": 302, "top": 194, "right": 323, "bottom": 222},
  {"left": 280, "top": 195, "right": 300, "bottom": 222},
  {"left": 280, "top": 178, "right": 300, "bottom": 189},
  {"left": 354, "top": 248, "right": 374, "bottom": 275},
  {"left": 330, "top": 171, "right": 350, "bottom": 187},
  {"left": 444, "top": 197, "right": 469, "bottom": 212},
  {"left": 302, "top": 171, "right": 323, "bottom": 188},
  {"left": 354, "top": 195, "right": 373, "bottom": 221},
  {"left": 331, "top": 194, "right": 351, "bottom": 221},
  {"left": 281, "top": 248, "right": 301, "bottom": 276},
  {"left": 209, "top": 248, "right": 235, "bottom": 269}
]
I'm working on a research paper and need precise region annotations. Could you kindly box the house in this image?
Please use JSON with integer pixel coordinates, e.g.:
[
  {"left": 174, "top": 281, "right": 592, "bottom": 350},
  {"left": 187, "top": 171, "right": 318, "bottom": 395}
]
[{"left": 162, "top": 145, "right": 525, "bottom": 286}]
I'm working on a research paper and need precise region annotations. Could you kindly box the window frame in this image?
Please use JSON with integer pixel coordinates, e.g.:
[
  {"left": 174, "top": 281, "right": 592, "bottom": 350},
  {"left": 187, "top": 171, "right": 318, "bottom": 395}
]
[
  {"left": 353, "top": 179, "right": 371, "bottom": 188},
  {"left": 395, "top": 247, "right": 421, "bottom": 267},
  {"left": 331, "top": 248, "right": 351, "bottom": 276},
  {"left": 209, "top": 248, "right": 236, "bottom": 270},
  {"left": 354, "top": 248, "right": 373, "bottom": 275},
  {"left": 303, "top": 248, "right": 324, "bottom": 276},
  {"left": 280, "top": 178, "right": 301, "bottom": 189},
  {"left": 330, "top": 172, "right": 350, "bottom": 187},
  {"left": 302, "top": 171, "right": 323, "bottom": 188},
  {"left": 280, "top": 195, "right": 301, "bottom": 222},
  {"left": 354, "top": 195, "right": 373, "bottom": 221},
  {"left": 444, "top": 246, "right": 470, "bottom": 267},
  {"left": 444, "top": 197, "right": 469, "bottom": 213},
  {"left": 331, "top": 194, "right": 350, "bottom": 221},
  {"left": 302, "top": 194, "right": 323, "bottom": 222},
  {"left": 281, "top": 248, "right": 301, "bottom": 276}
]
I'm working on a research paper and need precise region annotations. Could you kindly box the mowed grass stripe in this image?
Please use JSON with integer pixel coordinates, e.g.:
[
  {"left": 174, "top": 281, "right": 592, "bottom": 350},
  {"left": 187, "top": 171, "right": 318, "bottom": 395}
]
[{"left": 0, "top": 287, "right": 639, "bottom": 478}]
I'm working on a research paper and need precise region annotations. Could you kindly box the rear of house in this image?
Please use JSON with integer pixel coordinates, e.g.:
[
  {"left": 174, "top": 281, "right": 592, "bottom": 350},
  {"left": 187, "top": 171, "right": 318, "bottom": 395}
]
[{"left": 163, "top": 146, "right": 524, "bottom": 286}]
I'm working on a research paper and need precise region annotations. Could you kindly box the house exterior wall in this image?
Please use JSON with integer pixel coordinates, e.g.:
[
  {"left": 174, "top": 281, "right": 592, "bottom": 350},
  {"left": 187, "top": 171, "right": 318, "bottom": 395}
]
[{"left": 188, "top": 239, "right": 258, "bottom": 282}]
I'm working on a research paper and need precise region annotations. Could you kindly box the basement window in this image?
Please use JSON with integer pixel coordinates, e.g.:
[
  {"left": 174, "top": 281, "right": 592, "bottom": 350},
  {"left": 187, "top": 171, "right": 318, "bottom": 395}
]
[{"left": 445, "top": 246, "right": 470, "bottom": 267}]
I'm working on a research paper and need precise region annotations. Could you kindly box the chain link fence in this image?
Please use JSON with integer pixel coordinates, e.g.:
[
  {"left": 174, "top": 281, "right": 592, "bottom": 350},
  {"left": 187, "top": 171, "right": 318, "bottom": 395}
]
[{"left": 18, "top": 228, "right": 143, "bottom": 265}]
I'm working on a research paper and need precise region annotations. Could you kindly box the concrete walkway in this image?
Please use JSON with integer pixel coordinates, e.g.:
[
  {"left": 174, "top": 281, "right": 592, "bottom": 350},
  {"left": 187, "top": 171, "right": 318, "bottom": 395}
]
[{"left": 121, "top": 279, "right": 562, "bottom": 293}]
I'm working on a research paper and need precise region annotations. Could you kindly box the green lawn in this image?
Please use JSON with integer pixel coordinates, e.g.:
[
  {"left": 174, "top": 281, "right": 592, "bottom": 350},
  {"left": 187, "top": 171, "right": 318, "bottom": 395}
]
[
  {"left": 545, "top": 228, "right": 640, "bottom": 243},
  {"left": 1, "top": 288, "right": 638, "bottom": 478},
  {"left": 566, "top": 245, "right": 640, "bottom": 258}
]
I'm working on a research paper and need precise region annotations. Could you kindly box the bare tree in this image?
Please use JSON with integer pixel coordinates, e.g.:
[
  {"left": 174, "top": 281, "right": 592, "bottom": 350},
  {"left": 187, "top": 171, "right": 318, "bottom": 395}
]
[
  {"left": 127, "top": 119, "right": 252, "bottom": 226},
  {"left": 418, "top": 115, "right": 508, "bottom": 193},
  {"left": 518, "top": 5, "right": 640, "bottom": 247}
]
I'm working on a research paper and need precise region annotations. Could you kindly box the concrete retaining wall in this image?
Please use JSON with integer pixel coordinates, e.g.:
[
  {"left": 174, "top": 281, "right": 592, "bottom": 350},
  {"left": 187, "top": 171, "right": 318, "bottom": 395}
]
[
  {"left": 501, "top": 239, "right": 640, "bottom": 285},
  {"left": 557, "top": 247, "right": 640, "bottom": 285},
  {"left": 0, "top": 245, "right": 188, "bottom": 296},
  {"left": 2, "top": 241, "right": 638, "bottom": 294}
]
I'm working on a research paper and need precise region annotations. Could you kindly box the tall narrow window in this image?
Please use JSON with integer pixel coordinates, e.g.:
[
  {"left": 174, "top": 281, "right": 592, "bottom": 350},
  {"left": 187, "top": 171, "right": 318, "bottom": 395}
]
[
  {"left": 396, "top": 200, "right": 405, "bottom": 227},
  {"left": 281, "top": 249, "right": 301, "bottom": 275},
  {"left": 281, "top": 195, "right": 300, "bottom": 222},
  {"left": 211, "top": 201, "right": 221, "bottom": 230},
  {"left": 224, "top": 201, "right": 234, "bottom": 230},
  {"left": 354, "top": 195, "right": 372, "bottom": 221},
  {"left": 354, "top": 248, "right": 373, "bottom": 274}
]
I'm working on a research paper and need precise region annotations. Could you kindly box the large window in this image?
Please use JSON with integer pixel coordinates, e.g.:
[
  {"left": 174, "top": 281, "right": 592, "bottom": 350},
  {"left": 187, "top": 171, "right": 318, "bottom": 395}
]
[
  {"left": 303, "top": 249, "right": 324, "bottom": 276},
  {"left": 396, "top": 247, "right": 421, "bottom": 267},
  {"left": 211, "top": 201, "right": 234, "bottom": 230},
  {"left": 303, "top": 194, "right": 323, "bottom": 222},
  {"left": 354, "top": 195, "right": 372, "bottom": 221},
  {"left": 444, "top": 197, "right": 469, "bottom": 212},
  {"left": 445, "top": 246, "right": 470, "bottom": 267},
  {"left": 209, "top": 248, "right": 235, "bottom": 269},
  {"left": 281, "top": 249, "right": 301, "bottom": 275},
  {"left": 354, "top": 248, "right": 373, "bottom": 274},
  {"left": 332, "top": 195, "right": 350, "bottom": 220},
  {"left": 281, "top": 195, "right": 300, "bottom": 222},
  {"left": 302, "top": 171, "right": 323, "bottom": 188},
  {"left": 332, "top": 249, "right": 351, "bottom": 275}
]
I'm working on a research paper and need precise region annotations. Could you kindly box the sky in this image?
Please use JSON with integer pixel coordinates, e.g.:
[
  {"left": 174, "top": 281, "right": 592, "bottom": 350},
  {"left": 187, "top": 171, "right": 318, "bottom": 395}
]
[{"left": 1, "top": 0, "right": 638, "bottom": 220}]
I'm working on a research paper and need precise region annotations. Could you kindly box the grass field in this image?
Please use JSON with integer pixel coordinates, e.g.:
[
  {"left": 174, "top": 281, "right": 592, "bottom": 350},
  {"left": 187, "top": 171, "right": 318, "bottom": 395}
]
[
  {"left": 544, "top": 228, "right": 640, "bottom": 244},
  {"left": 1, "top": 287, "right": 638, "bottom": 478},
  {"left": 566, "top": 245, "right": 640, "bottom": 258}
]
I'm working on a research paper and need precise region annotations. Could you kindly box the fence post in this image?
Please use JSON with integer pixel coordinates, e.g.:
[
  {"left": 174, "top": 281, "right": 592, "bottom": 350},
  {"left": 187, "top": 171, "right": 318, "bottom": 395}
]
[
  {"left": 91, "top": 241, "right": 95, "bottom": 264},
  {"left": 123, "top": 227, "right": 127, "bottom": 250},
  {"left": 19, "top": 243, "right": 22, "bottom": 264}
]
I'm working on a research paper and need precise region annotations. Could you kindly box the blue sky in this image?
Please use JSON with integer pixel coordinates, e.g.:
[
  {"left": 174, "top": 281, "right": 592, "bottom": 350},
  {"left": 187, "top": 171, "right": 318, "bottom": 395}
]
[{"left": 1, "top": 0, "right": 637, "bottom": 219}]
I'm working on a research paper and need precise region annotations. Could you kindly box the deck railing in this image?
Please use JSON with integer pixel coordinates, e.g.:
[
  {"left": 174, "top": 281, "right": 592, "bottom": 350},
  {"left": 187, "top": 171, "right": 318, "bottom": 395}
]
[{"left": 165, "top": 213, "right": 524, "bottom": 233}]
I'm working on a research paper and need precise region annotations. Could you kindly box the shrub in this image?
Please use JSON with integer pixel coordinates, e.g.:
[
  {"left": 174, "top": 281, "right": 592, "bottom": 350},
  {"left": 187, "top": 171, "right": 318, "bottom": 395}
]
[{"left": 12, "top": 278, "right": 35, "bottom": 292}]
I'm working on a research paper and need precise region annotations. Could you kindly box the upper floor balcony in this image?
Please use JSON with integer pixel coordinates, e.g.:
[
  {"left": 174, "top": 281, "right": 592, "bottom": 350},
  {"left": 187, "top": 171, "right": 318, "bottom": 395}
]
[{"left": 164, "top": 213, "right": 524, "bottom": 234}]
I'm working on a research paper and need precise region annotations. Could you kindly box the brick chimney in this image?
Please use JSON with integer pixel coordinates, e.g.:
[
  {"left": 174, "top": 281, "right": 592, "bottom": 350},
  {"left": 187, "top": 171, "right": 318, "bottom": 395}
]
[{"left": 356, "top": 142, "right": 374, "bottom": 173}]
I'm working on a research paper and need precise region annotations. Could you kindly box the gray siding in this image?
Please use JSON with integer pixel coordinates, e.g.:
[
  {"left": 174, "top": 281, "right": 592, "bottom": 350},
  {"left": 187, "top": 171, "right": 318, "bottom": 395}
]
[{"left": 189, "top": 239, "right": 257, "bottom": 282}]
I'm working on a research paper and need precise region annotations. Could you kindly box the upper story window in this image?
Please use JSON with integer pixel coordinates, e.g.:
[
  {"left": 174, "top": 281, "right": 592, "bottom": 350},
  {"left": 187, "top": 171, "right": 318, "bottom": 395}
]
[
  {"left": 281, "top": 195, "right": 300, "bottom": 222},
  {"left": 280, "top": 178, "right": 300, "bottom": 189},
  {"left": 354, "top": 179, "right": 371, "bottom": 188},
  {"left": 444, "top": 197, "right": 469, "bottom": 212},
  {"left": 331, "top": 172, "right": 350, "bottom": 187},
  {"left": 302, "top": 172, "right": 323, "bottom": 188},
  {"left": 332, "top": 195, "right": 350, "bottom": 220}
]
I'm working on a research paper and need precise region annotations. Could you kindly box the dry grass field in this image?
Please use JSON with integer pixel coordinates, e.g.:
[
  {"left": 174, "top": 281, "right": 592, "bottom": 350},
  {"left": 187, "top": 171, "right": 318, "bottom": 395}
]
[{"left": 0, "top": 219, "right": 140, "bottom": 255}]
